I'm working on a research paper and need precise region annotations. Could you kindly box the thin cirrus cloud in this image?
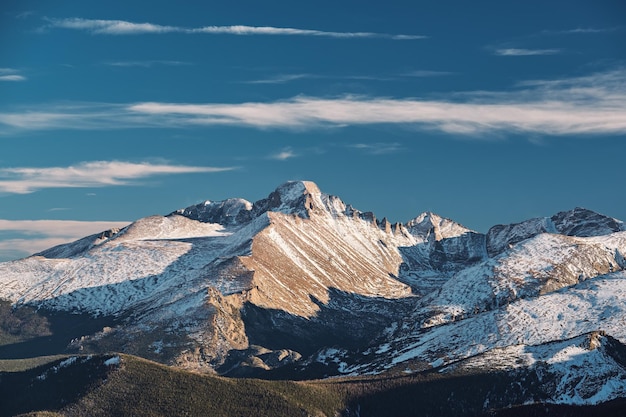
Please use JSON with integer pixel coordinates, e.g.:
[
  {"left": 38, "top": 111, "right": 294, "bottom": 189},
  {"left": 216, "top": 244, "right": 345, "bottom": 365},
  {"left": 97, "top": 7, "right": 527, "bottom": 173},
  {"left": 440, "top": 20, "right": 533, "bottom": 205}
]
[
  {"left": 0, "top": 68, "right": 26, "bottom": 82},
  {"left": 243, "top": 73, "right": 397, "bottom": 84},
  {"left": 1, "top": 69, "right": 625, "bottom": 137},
  {"left": 128, "top": 69, "right": 626, "bottom": 135},
  {"left": 494, "top": 48, "right": 561, "bottom": 56},
  {"left": 270, "top": 148, "right": 298, "bottom": 160},
  {"left": 0, "top": 161, "right": 236, "bottom": 194},
  {"left": 242, "top": 71, "right": 450, "bottom": 84},
  {"left": 244, "top": 74, "right": 317, "bottom": 84},
  {"left": 349, "top": 143, "right": 404, "bottom": 155},
  {"left": 540, "top": 26, "right": 623, "bottom": 35},
  {"left": 0, "top": 219, "right": 130, "bottom": 262},
  {"left": 43, "top": 17, "right": 426, "bottom": 40}
]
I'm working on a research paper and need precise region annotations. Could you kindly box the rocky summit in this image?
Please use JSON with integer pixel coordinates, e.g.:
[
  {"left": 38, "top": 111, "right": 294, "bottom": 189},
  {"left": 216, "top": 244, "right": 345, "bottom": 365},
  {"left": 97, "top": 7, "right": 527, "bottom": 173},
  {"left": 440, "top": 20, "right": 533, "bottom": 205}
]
[{"left": 1, "top": 180, "right": 626, "bottom": 411}]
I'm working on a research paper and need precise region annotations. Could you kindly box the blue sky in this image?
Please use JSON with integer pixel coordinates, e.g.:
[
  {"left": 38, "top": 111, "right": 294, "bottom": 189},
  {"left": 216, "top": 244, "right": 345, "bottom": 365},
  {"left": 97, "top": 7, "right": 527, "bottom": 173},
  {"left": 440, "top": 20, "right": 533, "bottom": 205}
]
[{"left": 1, "top": 0, "right": 625, "bottom": 261}]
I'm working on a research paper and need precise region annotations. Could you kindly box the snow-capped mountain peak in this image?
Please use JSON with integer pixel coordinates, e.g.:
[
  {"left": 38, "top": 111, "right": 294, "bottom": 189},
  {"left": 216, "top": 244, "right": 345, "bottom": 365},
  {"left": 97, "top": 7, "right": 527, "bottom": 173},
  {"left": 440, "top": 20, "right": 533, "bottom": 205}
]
[
  {"left": 175, "top": 181, "right": 338, "bottom": 225},
  {"left": 1, "top": 180, "right": 626, "bottom": 410},
  {"left": 551, "top": 206, "right": 625, "bottom": 237},
  {"left": 173, "top": 197, "right": 253, "bottom": 225},
  {"left": 486, "top": 207, "right": 624, "bottom": 257},
  {"left": 251, "top": 180, "right": 324, "bottom": 219},
  {"left": 406, "top": 211, "right": 473, "bottom": 242}
]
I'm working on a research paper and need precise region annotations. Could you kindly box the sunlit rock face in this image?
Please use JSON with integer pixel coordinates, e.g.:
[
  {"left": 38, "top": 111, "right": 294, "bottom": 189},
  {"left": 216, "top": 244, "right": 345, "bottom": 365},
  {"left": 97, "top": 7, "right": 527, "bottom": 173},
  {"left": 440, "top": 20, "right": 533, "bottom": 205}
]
[{"left": 1, "top": 180, "right": 625, "bottom": 400}]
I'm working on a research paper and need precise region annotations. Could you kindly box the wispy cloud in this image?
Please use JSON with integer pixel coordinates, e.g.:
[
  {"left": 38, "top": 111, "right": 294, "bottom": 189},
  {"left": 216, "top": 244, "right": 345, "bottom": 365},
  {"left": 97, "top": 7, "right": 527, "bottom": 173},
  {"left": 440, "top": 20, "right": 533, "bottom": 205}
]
[
  {"left": 540, "top": 27, "right": 623, "bottom": 35},
  {"left": 245, "top": 73, "right": 315, "bottom": 84},
  {"left": 2, "top": 69, "right": 625, "bottom": 137},
  {"left": 0, "top": 102, "right": 153, "bottom": 131},
  {"left": 14, "top": 11, "right": 35, "bottom": 19},
  {"left": 42, "top": 17, "right": 426, "bottom": 40},
  {"left": 243, "top": 73, "right": 398, "bottom": 84},
  {"left": 0, "top": 219, "right": 130, "bottom": 261},
  {"left": 0, "top": 161, "right": 236, "bottom": 194},
  {"left": 270, "top": 147, "right": 298, "bottom": 160},
  {"left": 42, "top": 17, "right": 178, "bottom": 34},
  {"left": 349, "top": 143, "right": 404, "bottom": 155},
  {"left": 127, "top": 67, "right": 626, "bottom": 135},
  {"left": 0, "top": 75, "right": 26, "bottom": 82},
  {"left": 0, "top": 68, "right": 26, "bottom": 82},
  {"left": 494, "top": 48, "right": 561, "bottom": 56},
  {"left": 244, "top": 70, "right": 452, "bottom": 85}
]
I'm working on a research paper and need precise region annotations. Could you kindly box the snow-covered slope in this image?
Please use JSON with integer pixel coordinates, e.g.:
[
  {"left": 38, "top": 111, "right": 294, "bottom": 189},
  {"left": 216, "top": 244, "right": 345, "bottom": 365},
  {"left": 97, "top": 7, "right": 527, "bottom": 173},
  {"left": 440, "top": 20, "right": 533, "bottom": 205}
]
[
  {"left": 486, "top": 207, "right": 624, "bottom": 257},
  {"left": 454, "top": 331, "right": 626, "bottom": 406},
  {"left": 416, "top": 232, "right": 626, "bottom": 328},
  {"left": 0, "top": 181, "right": 424, "bottom": 370},
  {"left": 1, "top": 180, "right": 625, "bottom": 409}
]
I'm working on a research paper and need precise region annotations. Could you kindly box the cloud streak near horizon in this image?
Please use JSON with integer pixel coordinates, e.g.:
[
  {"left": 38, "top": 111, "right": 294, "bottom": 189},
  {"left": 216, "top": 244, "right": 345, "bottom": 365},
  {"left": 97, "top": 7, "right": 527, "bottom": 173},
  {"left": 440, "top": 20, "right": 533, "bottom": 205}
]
[
  {"left": 0, "top": 219, "right": 131, "bottom": 261},
  {"left": 1, "top": 69, "right": 625, "bottom": 136},
  {"left": 0, "top": 161, "right": 236, "bottom": 194},
  {"left": 43, "top": 17, "right": 426, "bottom": 40}
]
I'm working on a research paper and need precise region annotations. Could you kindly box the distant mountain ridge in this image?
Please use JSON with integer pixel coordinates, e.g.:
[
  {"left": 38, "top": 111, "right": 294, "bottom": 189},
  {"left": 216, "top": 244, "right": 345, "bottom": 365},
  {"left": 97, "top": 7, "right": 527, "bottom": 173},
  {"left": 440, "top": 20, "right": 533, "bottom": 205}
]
[{"left": 1, "top": 180, "right": 626, "bottom": 411}]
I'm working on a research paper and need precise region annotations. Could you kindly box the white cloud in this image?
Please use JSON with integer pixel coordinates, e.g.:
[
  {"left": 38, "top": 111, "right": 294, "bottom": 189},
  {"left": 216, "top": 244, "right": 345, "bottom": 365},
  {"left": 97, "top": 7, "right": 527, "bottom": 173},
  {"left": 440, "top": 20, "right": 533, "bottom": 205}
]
[
  {"left": 191, "top": 25, "right": 425, "bottom": 40},
  {"left": 494, "top": 48, "right": 561, "bottom": 56},
  {"left": 0, "top": 219, "right": 130, "bottom": 261},
  {"left": 270, "top": 148, "right": 298, "bottom": 160},
  {"left": 0, "top": 103, "right": 159, "bottom": 131},
  {"left": 2, "top": 69, "right": 625, "bottom": 137},
  {"left": 129, "top": 69, "right": 626, "bottom": 135},
  {"left": 0, "top": 161, "right": 236, "bottom": 194},
  {"left": 0, "top": 75, "right": 26, "bottom": 81},
  {"left": 43, "top": 17, "right": 426, "bottom": 39},
  {"left": 244, "top": 73, "right": 398, "bottom": 84},
  {"left": 44, "top": 17, "right": 179, "bottom": 34},
  {"left": 128, "top": 97, "right": 625, "bottom": 135},
  {"left": 245, "top": 74, "right": 315, "bottom": 84},
  {"left": 0, "top": 68, "right": 26, "bottom": 81},
  {"left": 541, "top": 27, "right": 622, "bottom": 35},
  {"left": 349, "top": 143, "right": 404, "bottom": 155}
]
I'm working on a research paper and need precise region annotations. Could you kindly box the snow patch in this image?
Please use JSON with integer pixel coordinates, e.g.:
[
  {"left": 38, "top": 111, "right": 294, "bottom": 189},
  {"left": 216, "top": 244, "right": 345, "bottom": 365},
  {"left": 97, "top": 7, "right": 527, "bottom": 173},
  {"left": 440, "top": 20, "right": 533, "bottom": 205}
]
[{"left": 104, "top": 356, "right": 121, "bottom": 366}]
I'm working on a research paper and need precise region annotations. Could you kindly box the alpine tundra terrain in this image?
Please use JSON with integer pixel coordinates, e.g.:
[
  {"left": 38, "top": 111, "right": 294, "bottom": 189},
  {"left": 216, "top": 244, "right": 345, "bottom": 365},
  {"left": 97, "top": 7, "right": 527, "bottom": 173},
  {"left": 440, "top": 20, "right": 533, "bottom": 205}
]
[{"left": 2, "top": 180, "right": 626, "bottom": 416}]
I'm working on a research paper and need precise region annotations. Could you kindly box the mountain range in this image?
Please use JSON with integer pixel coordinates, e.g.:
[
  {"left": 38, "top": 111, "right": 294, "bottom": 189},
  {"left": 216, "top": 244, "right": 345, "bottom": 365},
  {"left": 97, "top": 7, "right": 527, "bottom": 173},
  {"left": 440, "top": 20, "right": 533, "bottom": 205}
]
[{"left": 1, "top": 180, "right": 626, "bottom": 415}]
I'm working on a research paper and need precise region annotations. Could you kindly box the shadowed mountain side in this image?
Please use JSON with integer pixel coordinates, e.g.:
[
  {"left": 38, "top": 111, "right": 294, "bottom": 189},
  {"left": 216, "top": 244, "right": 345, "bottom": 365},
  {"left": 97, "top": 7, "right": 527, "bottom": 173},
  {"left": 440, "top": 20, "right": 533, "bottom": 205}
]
[
  {"left": 4, "top": 232, "right": 419, "bottom": 376},
  {"left": 397, "top": 231, "right": 487, "bottom": 295},
  {"left": 2, "top": 181, "right": 626, "bottom": 410},
  {"left": 486, "top": 207, "right": 625, "bottom": 257},
  {"left": 219, "top": 287, "right": 416, "bottom": 378},
  {"left": 0, "top": 355, "right": 117, "bottom": 417},
  {"left": 0, "top": 236, "right": 257, "bottom": 368},
  {"left": 0, "top": 354, "right": 343, "bottom": 417},
  {"left": 341, "top": 332, "right": 626, "bottom": 416},
  {"left": 0, "top": 309, "right": 119, "bottom": 359}
]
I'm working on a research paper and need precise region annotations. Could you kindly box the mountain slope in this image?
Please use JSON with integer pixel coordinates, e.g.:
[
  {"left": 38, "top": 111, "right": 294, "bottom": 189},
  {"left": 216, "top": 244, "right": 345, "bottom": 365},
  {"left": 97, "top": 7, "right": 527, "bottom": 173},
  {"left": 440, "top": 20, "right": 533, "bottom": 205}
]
[
  {"left": 5, "top": 343, "right": 626, "bottom": 417},
  {"left": 1, "top": 180, "right": 625, "bottom": 411},
  {"left": 0, "top": 354, "right": 343, "bottom": 417}
]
